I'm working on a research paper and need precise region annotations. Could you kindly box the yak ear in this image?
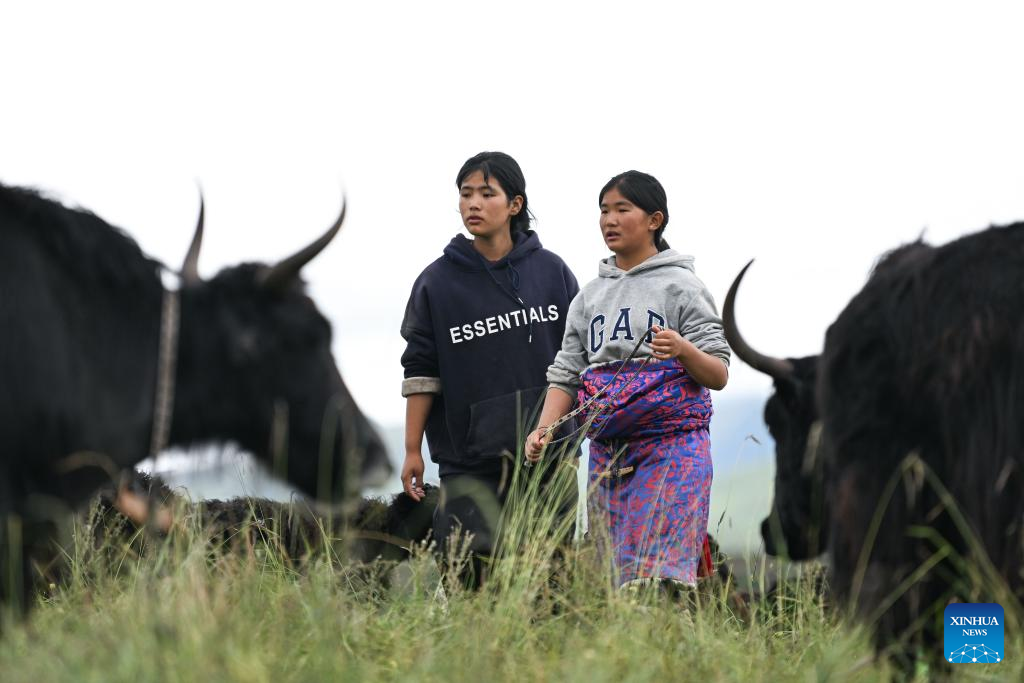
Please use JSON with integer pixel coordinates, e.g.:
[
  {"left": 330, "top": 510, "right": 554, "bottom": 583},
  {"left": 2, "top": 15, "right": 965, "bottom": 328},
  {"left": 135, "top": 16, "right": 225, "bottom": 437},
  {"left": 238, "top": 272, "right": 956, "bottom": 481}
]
[
  {"left": 259, "top": 195, "right": 346, "bottom": 291},
  {"left": 181, "top": 188, "right": 205, "bottom": 286},
  {"left": 773, "top": 373, "right": 814, "bottom": 417}
]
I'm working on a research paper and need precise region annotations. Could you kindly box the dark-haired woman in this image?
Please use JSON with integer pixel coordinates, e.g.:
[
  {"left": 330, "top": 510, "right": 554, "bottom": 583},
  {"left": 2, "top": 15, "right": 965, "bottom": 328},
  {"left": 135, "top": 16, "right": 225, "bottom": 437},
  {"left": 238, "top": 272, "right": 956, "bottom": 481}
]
[
  {"left": 400, "top": 151, "right": 579, "bottom": 587},
  {"left": 526, "top": 170, "right": 730, "bottom": 592}
]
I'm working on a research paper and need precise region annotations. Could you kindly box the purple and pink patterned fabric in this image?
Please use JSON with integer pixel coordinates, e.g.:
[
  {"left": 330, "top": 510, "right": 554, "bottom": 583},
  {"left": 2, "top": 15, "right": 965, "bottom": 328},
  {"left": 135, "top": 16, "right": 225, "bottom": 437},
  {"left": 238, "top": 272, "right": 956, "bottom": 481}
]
[{"left": 580, "top": 358, "right": 713, "bottom": 586}]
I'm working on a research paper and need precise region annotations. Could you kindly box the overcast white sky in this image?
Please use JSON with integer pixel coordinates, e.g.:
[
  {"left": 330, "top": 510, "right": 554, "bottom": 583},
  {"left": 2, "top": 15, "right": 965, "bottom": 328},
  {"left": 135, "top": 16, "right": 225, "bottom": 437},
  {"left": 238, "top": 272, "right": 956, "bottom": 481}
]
[{"left": 4, "top": 1, "right": 1024, "bottom": 431}]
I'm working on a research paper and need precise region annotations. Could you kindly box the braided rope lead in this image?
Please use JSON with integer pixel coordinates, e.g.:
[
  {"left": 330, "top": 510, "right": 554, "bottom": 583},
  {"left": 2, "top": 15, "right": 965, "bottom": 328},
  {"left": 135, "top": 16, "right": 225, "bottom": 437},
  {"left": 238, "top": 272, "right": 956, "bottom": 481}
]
[{"left": 526, "top": 327, "right": 656, "bottom": 466}]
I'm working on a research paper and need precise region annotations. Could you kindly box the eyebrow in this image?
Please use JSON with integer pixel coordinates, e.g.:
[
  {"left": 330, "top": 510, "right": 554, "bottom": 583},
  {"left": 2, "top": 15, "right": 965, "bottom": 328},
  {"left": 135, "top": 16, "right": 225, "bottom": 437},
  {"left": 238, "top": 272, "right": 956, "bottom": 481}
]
[
  {"left": 600, "top": 200, "right": 634, "bottom": 209},
  {"left": 460, "top": 181, "right": 497, "bottom": 191}
]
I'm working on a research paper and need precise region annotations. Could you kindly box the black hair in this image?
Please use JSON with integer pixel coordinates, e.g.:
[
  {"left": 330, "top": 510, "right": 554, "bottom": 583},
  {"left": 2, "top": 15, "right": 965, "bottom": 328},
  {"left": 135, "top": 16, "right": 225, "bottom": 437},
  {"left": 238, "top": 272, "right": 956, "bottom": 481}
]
[
  {"left": 456, "top": 151, "right": 533, "bottom": 235},
  {"left": 599, "top": 170, "right": 671, "bottom": 251}
]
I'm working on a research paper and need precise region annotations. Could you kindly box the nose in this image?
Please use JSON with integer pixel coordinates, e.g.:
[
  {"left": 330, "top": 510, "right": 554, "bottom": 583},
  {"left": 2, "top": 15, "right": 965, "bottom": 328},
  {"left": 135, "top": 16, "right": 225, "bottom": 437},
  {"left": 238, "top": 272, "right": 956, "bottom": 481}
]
[{"left": 760, "top": 516, "right": 779, "bottom": 555}]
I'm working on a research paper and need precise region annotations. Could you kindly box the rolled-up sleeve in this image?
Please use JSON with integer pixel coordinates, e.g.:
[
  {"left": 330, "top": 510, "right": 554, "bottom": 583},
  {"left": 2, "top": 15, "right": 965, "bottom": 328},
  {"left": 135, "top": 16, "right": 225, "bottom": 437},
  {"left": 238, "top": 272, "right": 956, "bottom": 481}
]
[{"left": 400, "top": 281, "right": 442, "bottom": 396}]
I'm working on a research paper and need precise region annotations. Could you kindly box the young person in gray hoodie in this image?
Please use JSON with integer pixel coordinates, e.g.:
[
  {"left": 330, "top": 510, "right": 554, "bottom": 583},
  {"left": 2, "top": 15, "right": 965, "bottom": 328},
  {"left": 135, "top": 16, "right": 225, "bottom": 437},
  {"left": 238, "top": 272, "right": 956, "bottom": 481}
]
[{"left": 526, "top": 170, "right": 730, "bottom": 591}]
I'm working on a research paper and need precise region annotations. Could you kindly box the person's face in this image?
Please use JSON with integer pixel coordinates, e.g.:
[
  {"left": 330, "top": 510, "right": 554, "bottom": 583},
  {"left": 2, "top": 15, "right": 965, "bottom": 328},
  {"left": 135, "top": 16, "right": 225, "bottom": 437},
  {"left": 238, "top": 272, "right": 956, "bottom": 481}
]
[
  {"left": 599, "top": 187, "right": 661, "bottom": 254},
  {"left": 459, "top": 170, "right": 522, "bottom": 239}
]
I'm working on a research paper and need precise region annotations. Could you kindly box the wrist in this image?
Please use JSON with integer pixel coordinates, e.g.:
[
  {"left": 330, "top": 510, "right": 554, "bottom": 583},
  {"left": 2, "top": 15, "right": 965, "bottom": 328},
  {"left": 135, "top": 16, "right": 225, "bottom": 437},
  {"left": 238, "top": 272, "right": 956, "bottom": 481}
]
[{"left": 675, "top": 337, "right": 696, "bottom": 360}]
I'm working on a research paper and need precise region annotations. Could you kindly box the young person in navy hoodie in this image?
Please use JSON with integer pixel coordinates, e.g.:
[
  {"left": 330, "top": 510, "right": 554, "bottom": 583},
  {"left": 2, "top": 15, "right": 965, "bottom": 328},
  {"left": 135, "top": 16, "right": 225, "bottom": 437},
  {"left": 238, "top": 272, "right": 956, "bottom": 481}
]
[{"left": 400, "top": 151, "right": 579, "bottom": 587}]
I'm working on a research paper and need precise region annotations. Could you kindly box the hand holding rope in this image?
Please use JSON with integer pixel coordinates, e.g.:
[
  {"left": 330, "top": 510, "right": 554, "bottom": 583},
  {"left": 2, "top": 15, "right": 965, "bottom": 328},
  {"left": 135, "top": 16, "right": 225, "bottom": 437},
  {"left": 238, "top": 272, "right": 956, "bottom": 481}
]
[{"left": 524, "top": 327, "right": 657, "bottom": 467}]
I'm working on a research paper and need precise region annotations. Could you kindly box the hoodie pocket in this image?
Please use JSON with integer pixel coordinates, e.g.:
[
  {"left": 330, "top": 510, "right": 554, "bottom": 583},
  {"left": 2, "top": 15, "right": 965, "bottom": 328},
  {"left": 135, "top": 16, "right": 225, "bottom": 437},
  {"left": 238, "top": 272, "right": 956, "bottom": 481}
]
[{"left": 464, "top": 386, "right": 547, "bottom": 459}]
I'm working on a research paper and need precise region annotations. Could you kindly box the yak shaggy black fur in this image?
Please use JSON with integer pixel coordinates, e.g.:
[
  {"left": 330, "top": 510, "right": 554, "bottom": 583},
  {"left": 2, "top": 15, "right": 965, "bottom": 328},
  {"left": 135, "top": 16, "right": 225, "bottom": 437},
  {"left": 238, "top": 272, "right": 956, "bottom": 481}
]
[
  {"left": 85, "top": 472, "right": 438, "bottom": 580},
  {"left": 733, "top": 223, "right": 1024, "bottom": 668},
  {"left": 819, "top": 225, "right": 1024, "bottom": 661},
  {"left": 0, "top": 183, "right": 388, "bottom": 615},
  {"left": 757, "top": 355, "right": 822, "bottom": 559}
]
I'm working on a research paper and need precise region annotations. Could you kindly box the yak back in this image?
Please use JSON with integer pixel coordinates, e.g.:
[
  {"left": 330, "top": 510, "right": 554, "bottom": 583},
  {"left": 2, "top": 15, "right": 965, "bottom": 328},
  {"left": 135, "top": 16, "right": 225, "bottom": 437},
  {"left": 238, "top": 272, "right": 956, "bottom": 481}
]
[
  {"left": 1, "top": 184, "right": 164, "bottom": 506},
  {"left": 819, "top": 224, "right": 1024, "bottom": 654}
]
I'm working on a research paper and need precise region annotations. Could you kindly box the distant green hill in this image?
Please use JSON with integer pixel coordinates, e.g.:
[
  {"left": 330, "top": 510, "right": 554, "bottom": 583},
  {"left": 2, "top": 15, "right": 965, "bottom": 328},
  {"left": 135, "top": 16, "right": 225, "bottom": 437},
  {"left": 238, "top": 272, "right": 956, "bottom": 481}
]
[
  {"left": 708, "top": 457, "right": 775, "bottom": 555},
  {"left": 707, "top": 392, "right": 777, "bottom": 555}
]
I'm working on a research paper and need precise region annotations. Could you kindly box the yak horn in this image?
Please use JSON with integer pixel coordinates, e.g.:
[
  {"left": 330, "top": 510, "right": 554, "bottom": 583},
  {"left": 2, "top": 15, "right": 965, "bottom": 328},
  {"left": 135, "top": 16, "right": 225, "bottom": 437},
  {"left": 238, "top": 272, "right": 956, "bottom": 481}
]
[
  {"left": 260, "top": 195, "right": 346, "bottom": 291},
  {"left": 181, "top": 189, "right": 205, "bottom": 286},
  {"left": 723, "top": 259, "right": 796, "bottom": 381}
]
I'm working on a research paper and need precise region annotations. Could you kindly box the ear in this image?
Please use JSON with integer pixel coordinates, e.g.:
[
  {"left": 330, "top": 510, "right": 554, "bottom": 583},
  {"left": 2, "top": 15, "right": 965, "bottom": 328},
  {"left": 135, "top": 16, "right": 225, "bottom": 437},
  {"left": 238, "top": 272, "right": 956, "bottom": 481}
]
[
  {"left": 649, "top": 211, "right": 665, "bottom": 230},
  {"left": 509, "top": 195, "right": 524, "bottom": 216}
]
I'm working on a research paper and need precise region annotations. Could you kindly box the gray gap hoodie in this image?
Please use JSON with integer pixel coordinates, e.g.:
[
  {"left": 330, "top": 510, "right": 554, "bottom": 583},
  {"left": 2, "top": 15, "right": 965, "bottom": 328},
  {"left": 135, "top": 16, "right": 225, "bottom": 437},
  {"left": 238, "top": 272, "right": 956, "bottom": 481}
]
[{"left": 546, "top": 249, "right": 731, "bottom": 396}]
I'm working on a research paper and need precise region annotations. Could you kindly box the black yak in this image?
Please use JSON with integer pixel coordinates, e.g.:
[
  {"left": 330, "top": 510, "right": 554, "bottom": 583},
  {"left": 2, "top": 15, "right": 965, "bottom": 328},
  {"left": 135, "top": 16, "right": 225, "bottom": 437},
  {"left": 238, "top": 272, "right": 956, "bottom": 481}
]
[
  {"left": 0, "top": 183, "right": 391, "bottom": 614},
  {"left": 84, "top": 472, "right": 438, "bottom": 581},
  {"left": 725, "top": 224, "right": 1024, "bottom": 666}
]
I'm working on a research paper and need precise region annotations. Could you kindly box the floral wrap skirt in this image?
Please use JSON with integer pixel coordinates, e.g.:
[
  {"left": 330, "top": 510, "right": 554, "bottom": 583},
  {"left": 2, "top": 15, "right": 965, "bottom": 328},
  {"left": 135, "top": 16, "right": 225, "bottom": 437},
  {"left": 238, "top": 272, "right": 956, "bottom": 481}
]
[{"left": 580, "top": 358, "right": 713, "bottom": 586}]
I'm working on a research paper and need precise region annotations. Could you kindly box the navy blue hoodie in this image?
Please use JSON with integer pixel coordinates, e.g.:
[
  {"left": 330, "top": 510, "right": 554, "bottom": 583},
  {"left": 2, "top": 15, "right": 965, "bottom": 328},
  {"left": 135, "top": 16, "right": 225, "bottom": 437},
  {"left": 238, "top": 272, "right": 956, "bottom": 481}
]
[{"left": 401, "top": 230, "right": 579, "bottom": 474}]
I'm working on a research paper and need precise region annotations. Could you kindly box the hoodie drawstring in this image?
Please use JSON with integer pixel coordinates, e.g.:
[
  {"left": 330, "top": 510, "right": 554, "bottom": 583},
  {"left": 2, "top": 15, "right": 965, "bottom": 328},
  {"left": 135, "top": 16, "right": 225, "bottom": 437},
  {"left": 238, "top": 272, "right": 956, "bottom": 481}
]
[
  {"left": 478, "top": 255, "right": 533, "bottom": 343},
  {"left": 506, "top": 262, "right": 533, "bottom": 342},
  {"left": 507, "top": 261, "right": 521, "bottom": 291}
]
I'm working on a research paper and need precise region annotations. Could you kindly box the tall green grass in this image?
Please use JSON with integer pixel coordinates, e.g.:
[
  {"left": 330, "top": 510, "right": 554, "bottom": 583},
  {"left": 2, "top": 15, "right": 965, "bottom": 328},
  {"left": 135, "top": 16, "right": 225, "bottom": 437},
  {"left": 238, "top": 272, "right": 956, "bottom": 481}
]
[{"left": 0, "top": 456, "right": 1020, "bottom": 682}]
